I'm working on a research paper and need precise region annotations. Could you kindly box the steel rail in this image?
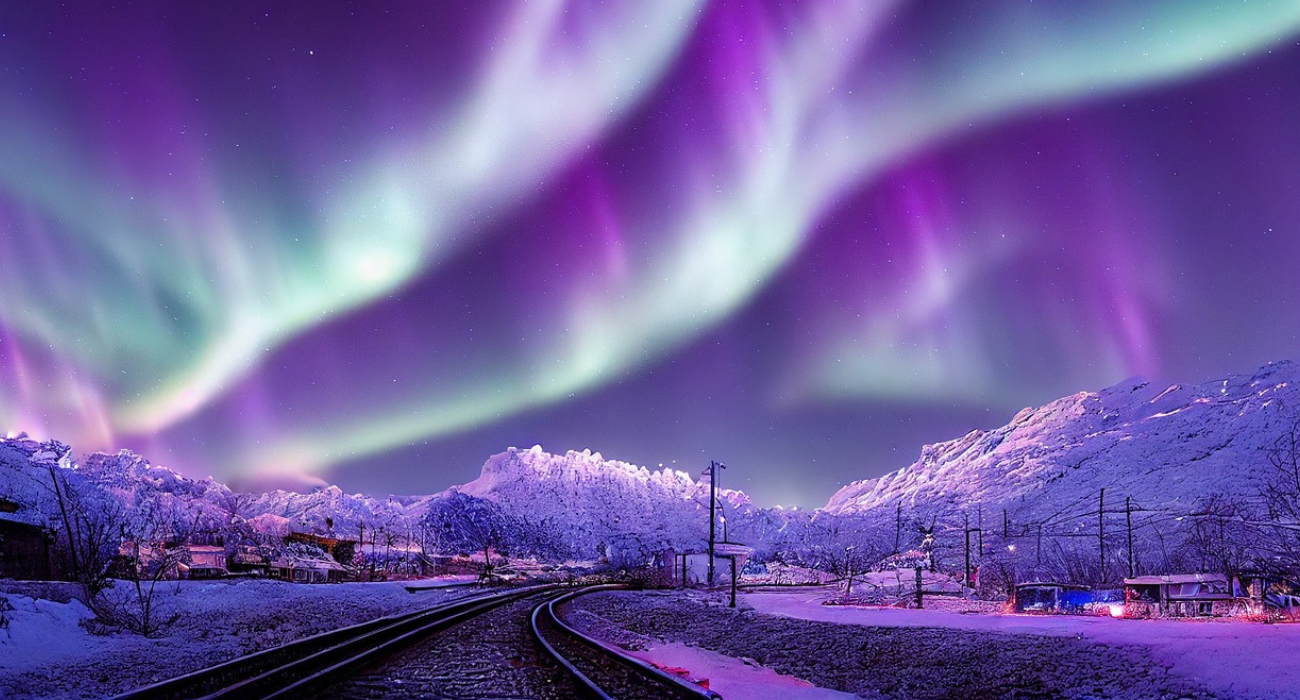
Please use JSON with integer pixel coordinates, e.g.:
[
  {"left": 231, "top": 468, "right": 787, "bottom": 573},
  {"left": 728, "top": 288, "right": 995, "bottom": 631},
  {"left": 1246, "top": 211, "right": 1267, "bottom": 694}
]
[{"left": 530, "top": 585, "right": 722, "bottom": 700}]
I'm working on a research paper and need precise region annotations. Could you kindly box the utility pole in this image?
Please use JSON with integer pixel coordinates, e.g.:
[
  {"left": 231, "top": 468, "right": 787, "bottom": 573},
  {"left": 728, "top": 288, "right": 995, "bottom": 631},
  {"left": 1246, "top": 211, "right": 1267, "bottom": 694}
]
[
  {"left": 46, "top": 464, "right": 80, "bottom": 581},
  {"left": 963, "top": 513, "right": 971, "bottom": 592},
  {"left": 1098, "top": 489, "right": 1106, "bottom": 585},
  {"left": 977, "top": 505, "right": 984, "bottom": 556},
  {"left": 707, "top": 460, "right": 725, "bottom": 586},
  {"left": 963, "top": 512, "right": 982, "bottom": 594},
  {"left": 1003, "top": 509, "right": 1009, "bottom": 539},
  {"left": 1126, "top": 496, "right": 1134, "bottom": 578}
]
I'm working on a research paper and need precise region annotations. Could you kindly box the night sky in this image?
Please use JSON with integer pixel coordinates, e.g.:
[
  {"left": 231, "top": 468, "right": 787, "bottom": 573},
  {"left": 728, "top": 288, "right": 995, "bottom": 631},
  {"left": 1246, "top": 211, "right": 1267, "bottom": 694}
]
[{"left": 2, "top": 2, "right": 1300, "bottom": 507}]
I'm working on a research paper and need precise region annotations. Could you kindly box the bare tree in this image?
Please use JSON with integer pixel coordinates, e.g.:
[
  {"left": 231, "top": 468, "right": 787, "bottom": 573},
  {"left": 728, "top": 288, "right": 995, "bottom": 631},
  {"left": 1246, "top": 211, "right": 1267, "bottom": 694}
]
[
  {"left": 1262, "top": 411, "right": 1300, "bottom": 577},
  {"left": 1183, "top": 493, "right": 1258, "bottom": 583}
]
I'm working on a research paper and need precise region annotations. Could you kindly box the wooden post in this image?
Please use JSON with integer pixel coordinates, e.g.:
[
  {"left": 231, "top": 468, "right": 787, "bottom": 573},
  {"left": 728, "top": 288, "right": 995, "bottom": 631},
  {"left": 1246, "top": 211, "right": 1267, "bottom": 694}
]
[
  {"left": 729, "top": 556, "right": 737, "bottom": 608},
  {"left": 915, "top": 566, "right": 924, "bottom": 609}
]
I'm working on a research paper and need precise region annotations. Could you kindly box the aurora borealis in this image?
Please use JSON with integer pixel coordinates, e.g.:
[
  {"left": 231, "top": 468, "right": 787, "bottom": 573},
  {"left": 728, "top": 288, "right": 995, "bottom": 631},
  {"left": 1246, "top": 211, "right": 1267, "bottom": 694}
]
[{"left": 2, "top": 2, "right": 1300, "bottom": 506}]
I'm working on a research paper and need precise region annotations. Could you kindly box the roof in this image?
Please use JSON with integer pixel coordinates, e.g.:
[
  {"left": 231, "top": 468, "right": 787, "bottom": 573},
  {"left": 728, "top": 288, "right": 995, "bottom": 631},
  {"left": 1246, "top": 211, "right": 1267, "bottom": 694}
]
[
  {"left": 270, "top": 556, "right": 348, "bottom": 572},
  {"left": 1016, "top": 581, "right": 1090, "bottom": 590},
  {"left": 0, "top": 510, "right": 44, "bottom": 528},
  {"left": 1124, "top": 573, "right": 1228, "bottom": 586}
]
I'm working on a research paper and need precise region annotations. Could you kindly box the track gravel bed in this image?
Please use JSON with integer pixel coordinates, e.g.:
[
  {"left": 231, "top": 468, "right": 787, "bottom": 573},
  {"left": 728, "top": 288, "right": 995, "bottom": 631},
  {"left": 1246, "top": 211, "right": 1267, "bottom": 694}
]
[
  {"left": 567, "top": 590, "right": 1216, "bottom": 700},
  {"left": 321, "top": 591, "right": 581, "bottom": 700}
]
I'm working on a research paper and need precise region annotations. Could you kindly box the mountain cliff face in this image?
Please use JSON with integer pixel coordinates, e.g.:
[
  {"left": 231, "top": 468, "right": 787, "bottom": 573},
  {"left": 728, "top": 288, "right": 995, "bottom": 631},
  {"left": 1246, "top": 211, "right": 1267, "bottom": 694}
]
[{"left": 824, "top": 361, "right": 1300, "bottom": 535}]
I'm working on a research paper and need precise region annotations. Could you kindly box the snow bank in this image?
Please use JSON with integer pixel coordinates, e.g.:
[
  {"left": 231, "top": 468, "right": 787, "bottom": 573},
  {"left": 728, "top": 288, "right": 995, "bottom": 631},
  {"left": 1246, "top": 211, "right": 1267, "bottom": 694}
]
[
  {"left": 627, "top": 643, "right": 859, "bottom": 700},
  {"left": 0, "top": 595, "right": 99, "bottom": 670}
]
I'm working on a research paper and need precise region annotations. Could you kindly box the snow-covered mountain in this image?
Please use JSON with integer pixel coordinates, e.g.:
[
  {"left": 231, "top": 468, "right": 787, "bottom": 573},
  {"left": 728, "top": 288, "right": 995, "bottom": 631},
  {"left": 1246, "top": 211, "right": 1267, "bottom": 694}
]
[
  {"left": 451, "top": 446, "right": 774, "bottom": 561},
  {"left": 6, "top": 358, "right": 1300, "bottom": 570},
  {"left": 824, "top": 360, "right": 1300, "bottom": 541},
  {"left": 0, "top": 436, "right": 435, "bottom": 543}
]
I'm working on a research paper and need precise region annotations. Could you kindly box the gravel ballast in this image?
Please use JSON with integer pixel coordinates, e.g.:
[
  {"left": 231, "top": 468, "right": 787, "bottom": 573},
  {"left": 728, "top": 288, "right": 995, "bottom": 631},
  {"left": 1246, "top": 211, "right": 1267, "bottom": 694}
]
[{"left": 566, "top": 590, "right": 1215, "bottom": 700}]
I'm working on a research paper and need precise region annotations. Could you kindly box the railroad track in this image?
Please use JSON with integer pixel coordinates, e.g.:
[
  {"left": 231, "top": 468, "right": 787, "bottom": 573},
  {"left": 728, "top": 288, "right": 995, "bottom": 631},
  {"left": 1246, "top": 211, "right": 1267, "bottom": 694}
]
[
  {"left": 110, "top": 584, "right": 558, "bottom": 700},
  {"left": 531, "top": 585, "right": 723, "bottom": 700},
  {"left": 114, "top": 582, "right": 720, "bottom": 700}
]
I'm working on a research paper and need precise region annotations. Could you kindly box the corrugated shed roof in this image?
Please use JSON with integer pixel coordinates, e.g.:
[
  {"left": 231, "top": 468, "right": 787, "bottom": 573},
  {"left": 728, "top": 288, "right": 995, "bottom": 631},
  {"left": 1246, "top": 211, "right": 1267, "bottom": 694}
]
[{"left": 1124, "top": 573, "right": 1228, "bottom": 585}]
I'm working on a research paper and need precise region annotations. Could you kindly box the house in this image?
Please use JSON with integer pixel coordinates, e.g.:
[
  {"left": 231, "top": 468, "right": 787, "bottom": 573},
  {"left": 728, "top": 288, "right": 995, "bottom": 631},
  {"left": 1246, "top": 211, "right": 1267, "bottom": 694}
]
[
  {"left": 180, "top": 545, "right": 228, "bottom": 579},
  {"left": 229, "top": 545, "right": 270, "bottom": 576},
  {"left": 1123, "top": 573, "right": 1250, "bottom": 618},
  {"left": 0, "top": 498, "right": 51, "bottom": 580},
  {"left": 269, "top": 553, "right": 349, "bottom": 584}
]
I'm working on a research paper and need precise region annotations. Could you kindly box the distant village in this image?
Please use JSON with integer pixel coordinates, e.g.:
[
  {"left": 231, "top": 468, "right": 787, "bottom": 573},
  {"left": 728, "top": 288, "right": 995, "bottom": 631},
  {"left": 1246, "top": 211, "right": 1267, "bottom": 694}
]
[{"left": 0, "top": 493, "right": 491, "bottom": 586}]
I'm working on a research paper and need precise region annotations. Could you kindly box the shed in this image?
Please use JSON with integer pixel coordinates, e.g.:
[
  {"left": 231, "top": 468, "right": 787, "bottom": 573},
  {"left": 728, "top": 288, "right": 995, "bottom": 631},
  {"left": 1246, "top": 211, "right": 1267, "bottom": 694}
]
[
  {"left": 0, "top": 500, "right": 52, "bottom": 581},
  {"left": 1013, "top": 582, "right": 1093, "bottom": 614},
  {"left": 1123, "top": 573, "right": 1246, "bottom": 618},
  {"left": 677, "top": 543, "right": 753, "bottom": 586}
]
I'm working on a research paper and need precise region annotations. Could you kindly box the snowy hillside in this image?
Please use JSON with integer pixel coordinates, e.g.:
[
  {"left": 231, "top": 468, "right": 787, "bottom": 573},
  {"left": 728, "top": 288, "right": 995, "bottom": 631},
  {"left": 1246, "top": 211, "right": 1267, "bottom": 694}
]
[{"left": 824, "top": 360, "right": 1300, "bottom": 537}]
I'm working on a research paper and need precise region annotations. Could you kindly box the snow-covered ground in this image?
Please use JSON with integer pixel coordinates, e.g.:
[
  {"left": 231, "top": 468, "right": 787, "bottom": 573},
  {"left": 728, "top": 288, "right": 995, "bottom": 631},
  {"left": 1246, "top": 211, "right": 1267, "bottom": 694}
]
[
  {"left": 569, "top": 589, "right": 1229, "bottom": 699},
  {"left": 745, "top": 589, "right": 1300, "bottom": 700},
  {"left": 0, "top": 579, "right": 466, "bottom": 699}
]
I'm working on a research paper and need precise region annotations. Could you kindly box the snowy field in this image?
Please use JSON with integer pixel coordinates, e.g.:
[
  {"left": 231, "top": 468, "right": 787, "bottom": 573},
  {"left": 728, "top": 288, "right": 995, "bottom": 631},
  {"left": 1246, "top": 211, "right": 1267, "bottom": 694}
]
[
  {"left": 0, "top": 579, "right": 465, "bottom": 699},
  {"left": 744, "top": 589, "right": 1300, "bottom": 700},
  {"left": 567, "top": 589, "right": 1290, "bottom": 700}
]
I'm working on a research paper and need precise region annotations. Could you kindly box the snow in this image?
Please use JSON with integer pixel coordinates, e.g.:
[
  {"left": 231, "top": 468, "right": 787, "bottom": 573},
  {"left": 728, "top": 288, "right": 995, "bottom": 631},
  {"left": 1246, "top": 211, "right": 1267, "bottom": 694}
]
[
  {"left": 0, "top": 580, "right": 464, "bottom": 699},
  {"left": 744, "top": 589, "right": 1300, "bottom": 700},
  {"left": 0, "top": 595, "right": 98, "bottom": 670},
  {"left": 626, "top": 642, "right": 860, "bottom": 700}
]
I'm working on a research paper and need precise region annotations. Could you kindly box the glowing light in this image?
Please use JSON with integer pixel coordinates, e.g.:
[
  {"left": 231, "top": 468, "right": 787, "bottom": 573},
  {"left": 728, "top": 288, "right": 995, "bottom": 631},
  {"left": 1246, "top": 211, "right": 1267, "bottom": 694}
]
[{"left": 0, "top": 2, "right": 1298, "bottom": 487}]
